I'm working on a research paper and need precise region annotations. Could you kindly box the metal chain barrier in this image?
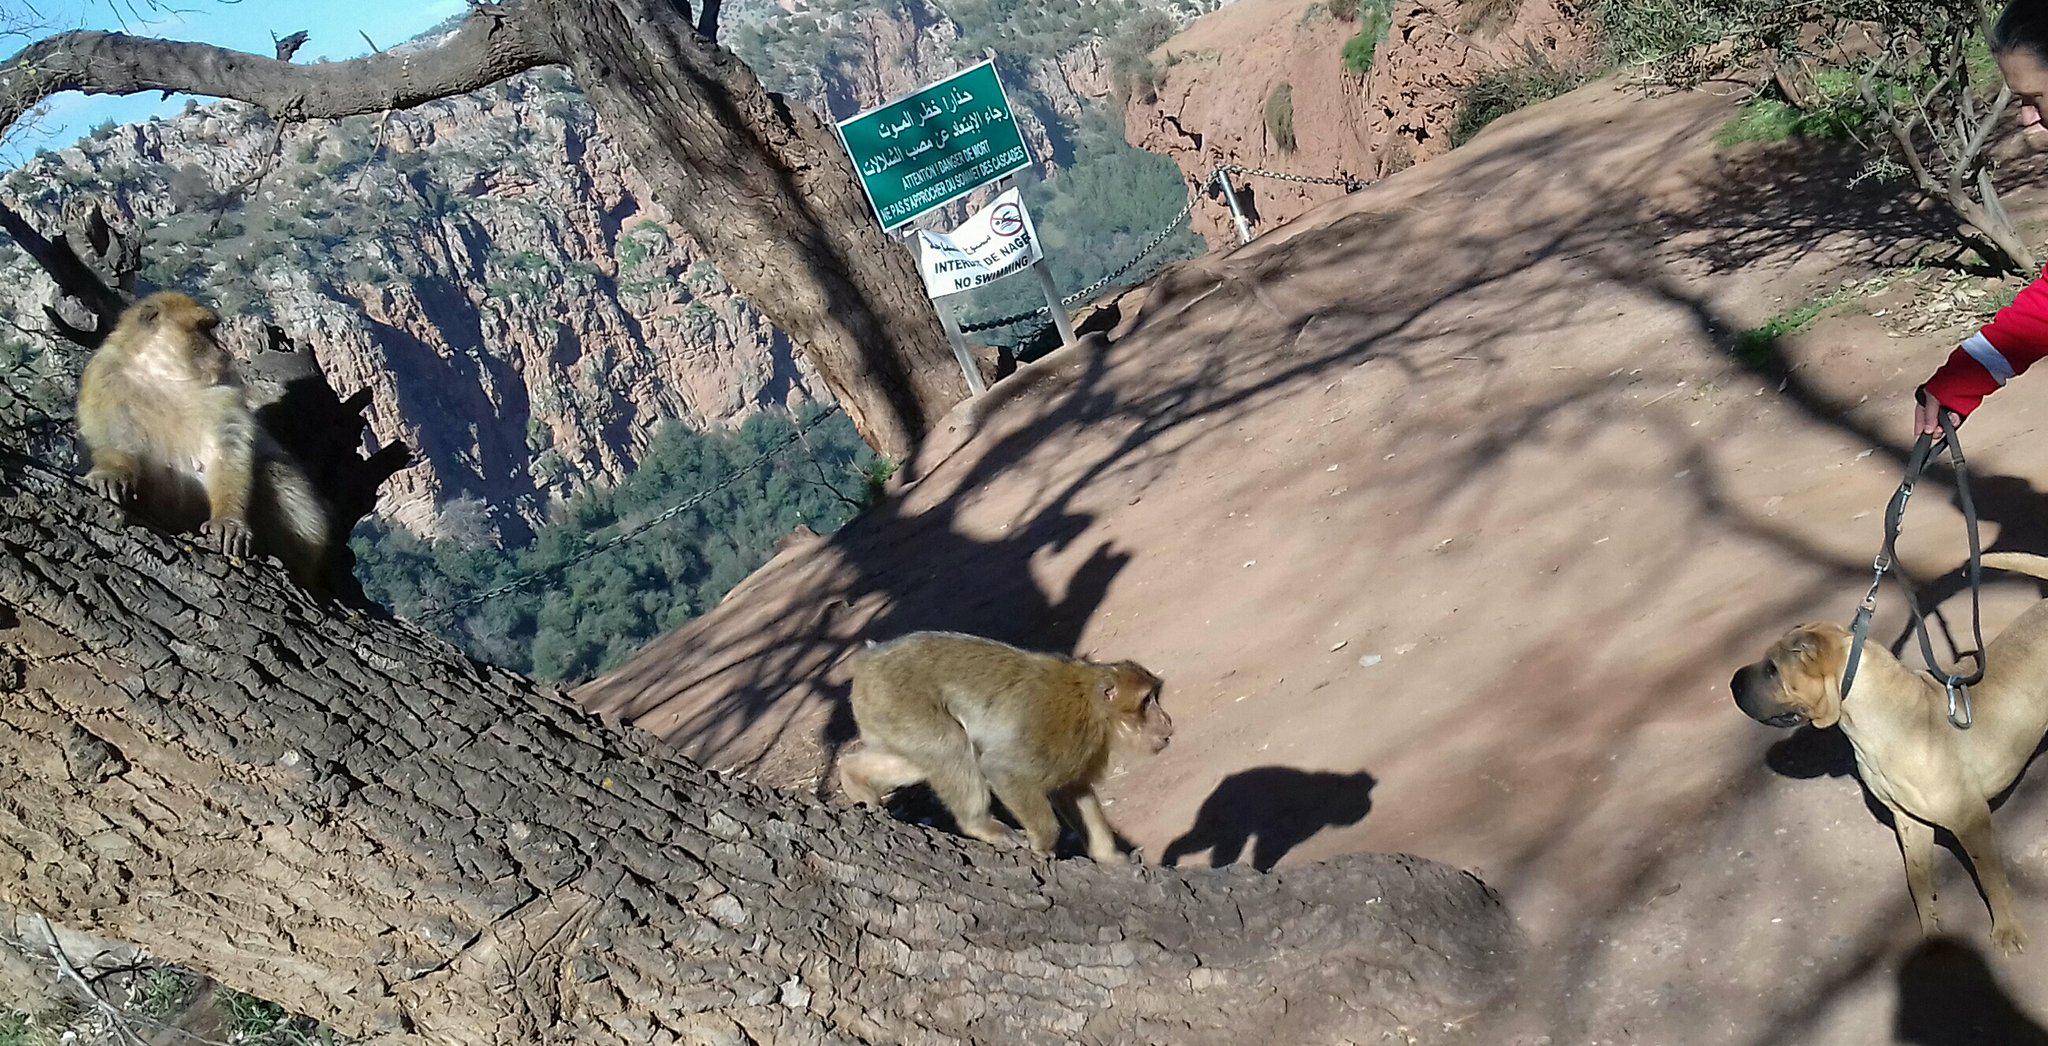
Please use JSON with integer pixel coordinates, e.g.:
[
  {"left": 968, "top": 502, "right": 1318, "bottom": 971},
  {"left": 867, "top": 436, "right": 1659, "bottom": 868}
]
[
  {"left": 426, "top": 405, "right": 846, "bottom": 624},
  {"left": 957, "top": 163, "right": 1363, "bottom": 334},
  {"left": 1217, "top": 163, "right": 1365, "bottom": 191},
  {"left": 960, "top": 190, "right": 1203, "bottom": 335}
]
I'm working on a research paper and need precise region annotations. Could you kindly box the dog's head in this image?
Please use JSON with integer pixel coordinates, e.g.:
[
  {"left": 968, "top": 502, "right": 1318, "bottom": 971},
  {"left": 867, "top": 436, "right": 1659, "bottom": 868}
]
[{"left": 1731, "top": 622, "right": 1851, "bottom": 729}]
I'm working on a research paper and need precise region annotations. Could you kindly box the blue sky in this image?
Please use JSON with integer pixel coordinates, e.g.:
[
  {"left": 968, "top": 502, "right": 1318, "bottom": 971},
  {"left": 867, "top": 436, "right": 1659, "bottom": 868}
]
[{"left": 8, "top": 0, "right": 473, "bottom": 163}]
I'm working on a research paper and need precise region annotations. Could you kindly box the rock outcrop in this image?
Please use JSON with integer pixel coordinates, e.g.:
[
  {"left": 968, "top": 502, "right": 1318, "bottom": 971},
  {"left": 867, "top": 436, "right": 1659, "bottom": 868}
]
[
  {"left": 1127, "top": 0, "right": 1594, "bottom": 246},
  {"left": 0, "top": 73, "right": 812, "bottom": 543}
]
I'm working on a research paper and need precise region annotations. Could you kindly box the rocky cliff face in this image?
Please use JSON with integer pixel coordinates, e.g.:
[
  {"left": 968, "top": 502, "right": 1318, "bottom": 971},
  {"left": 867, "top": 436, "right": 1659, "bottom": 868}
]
[
  {"left": 0, "top": 71, "right": 810, "bottom": 543},
  {"left": 1127, "top": 0, "right": 1594, "bottom": 246},
  {"left": 0, "top": 3, "right": 1187, "bottom": 543}
]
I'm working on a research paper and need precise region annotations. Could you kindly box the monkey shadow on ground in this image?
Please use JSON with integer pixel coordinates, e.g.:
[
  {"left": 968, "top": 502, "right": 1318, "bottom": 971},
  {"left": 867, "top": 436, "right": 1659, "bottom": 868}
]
[
  {"left": 1160, "top": 767, "right": 1376, "bottom": 871},
  {"left": 1893, "top": 936, "right": 2048, "bottom": 1045}
]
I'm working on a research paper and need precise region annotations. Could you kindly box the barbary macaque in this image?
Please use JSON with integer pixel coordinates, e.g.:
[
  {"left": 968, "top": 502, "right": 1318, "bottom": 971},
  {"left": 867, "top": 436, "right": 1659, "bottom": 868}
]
[
  {"left": 76, "top": 292, "right": 330, "bottom": 588},
  {"left": 839, "top": 631, "right": 1172, "bottom": 862}
]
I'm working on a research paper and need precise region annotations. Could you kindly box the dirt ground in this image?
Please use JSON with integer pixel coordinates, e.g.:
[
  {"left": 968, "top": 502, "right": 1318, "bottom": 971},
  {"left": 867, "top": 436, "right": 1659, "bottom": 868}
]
[{"left": 580, "top": 78, "right": 2048, "bottom": 1043}]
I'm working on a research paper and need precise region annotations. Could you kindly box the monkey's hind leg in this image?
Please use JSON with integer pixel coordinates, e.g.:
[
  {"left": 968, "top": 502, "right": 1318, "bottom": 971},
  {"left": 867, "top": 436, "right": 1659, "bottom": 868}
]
[
  {"left": 916, "top": 728, "right": 1014, "bottom": 849},
  {"left": 838, "top": 745, "right": 926, "bottom": 807}
]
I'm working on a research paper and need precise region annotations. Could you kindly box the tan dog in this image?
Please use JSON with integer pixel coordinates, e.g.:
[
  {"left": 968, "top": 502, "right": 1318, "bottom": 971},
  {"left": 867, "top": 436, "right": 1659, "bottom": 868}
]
[{"left": 1732, "top": 552, "right": 2048, "bottom": 955}]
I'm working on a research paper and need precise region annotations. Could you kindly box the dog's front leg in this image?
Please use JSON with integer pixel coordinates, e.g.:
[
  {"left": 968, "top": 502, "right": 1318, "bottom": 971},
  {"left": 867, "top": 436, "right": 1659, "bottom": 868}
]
[
  {"left": 1892, "top": 809, "right": 1942, "bottom": 935},
  {"left": 1954, "top": 806, "right": 2028, "bottom": 956}
]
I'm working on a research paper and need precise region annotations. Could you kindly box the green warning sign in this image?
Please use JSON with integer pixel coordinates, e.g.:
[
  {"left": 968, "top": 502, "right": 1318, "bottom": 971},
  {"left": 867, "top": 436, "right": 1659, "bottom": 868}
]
[{"left": 835, "top": 61, "right": 1034, "bottom": 232}]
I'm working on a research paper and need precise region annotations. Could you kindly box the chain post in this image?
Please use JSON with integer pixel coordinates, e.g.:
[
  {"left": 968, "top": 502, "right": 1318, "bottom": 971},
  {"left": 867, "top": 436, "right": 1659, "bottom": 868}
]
[{"left": 1216, "top": 168, "right": 1253, "bottom": 245}]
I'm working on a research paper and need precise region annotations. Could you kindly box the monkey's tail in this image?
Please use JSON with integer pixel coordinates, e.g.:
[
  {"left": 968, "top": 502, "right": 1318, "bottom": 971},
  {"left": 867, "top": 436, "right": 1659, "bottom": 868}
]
[
  {"left": 259, "top": 457, "right": 331, "bottom": 586},
  {"left": 1983, "top": 553, "right": 2048, "bottom": 582}
]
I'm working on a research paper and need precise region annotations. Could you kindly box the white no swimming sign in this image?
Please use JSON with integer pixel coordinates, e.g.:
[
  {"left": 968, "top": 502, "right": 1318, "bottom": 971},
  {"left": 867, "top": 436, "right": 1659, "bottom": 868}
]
[{"left": 916, "top": 188, "right": 1044, "bottom": 299}]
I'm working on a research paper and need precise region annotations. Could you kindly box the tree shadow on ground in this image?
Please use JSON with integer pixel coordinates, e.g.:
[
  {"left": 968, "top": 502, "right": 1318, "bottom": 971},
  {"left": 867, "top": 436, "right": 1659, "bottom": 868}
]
[
  {"left": 1664, "top": 139, "right": 1980, "bottom": 276},
  {"left": 583, "top": 77, "right": 2048, "bottom": 1043},
  {"left": 1894, "top": 936, "right": 2048, "bottom": 1045},
  {"left": 1160, "top": 767, "right": 1376, "bottom": 871}
]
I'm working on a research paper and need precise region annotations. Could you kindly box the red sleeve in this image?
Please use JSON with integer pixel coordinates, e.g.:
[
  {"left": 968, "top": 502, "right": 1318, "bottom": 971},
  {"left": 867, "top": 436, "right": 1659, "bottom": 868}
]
[{"left": 1924, "top": 273, "right": 2048, "bottom": 417}]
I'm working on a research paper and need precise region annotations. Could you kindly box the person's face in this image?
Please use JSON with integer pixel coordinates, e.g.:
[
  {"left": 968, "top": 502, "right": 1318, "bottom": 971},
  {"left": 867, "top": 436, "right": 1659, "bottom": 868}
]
[{"left": 1999, "top": 47, "right": 2048, "bottom": 150}]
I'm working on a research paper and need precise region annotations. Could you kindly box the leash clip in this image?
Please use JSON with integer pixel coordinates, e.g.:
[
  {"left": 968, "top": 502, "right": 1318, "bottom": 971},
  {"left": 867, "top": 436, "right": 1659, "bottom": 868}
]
[
  {"left": 1860, "top": 554, "right": 1891, "bottom": 610},
  {"left": 1946, "top": 677, "right": 1975, "bottom": 731}
]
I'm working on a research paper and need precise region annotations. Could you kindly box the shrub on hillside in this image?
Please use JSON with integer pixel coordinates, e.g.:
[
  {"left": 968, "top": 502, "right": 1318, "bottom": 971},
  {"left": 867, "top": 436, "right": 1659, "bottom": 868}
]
[
  {"left": 1461, "top": 0, "right": 1520, "bottom": 34},
  {"left": 1593, "top": 0, "right": 1724, "bottom": 67},
  {"left": 1450, "top": 59, "right": 1585, "bottom": 146},
  {"left": 1341, "top": 1, "right": 1392, "bottom": 76},
  {"left": 1106, "top": 8, "right": 1178, "bottom": 103},
  {"left": 1265, "top": 82, "right": 1297, "bottom": 151},
  {"left": 1716, "top": 90, "right": 1864, "bottom": 147}
]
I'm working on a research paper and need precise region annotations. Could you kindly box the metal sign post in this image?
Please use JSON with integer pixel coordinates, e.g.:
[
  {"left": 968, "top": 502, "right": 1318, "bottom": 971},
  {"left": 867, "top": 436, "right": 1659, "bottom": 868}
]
[
  {"left": 899, "top": 225, "right": 989, "bottom": 396},
  {"left": 1002, "top": 174, "right": 1078, "bottom": 351},
  {"left": 1029, "top": 257, "right": 1077, "bottom": 349},
  {"left": 1215, "top": 168, "right": 1253, "bottom": 245},
  {"left": 934, "top": 293, "right": 989, "bottom": 396}
]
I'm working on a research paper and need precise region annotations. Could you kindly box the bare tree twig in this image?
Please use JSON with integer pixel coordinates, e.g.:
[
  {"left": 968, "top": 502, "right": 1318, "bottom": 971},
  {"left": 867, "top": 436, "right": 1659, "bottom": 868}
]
[{"left": 35, "top": 915, "right": 148, "bottom": 1046}]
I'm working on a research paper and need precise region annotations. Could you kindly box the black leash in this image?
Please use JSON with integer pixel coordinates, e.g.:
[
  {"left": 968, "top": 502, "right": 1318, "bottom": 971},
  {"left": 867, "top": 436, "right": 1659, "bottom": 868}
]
[{"left": 1839, "top": 410, "right": 1986, "bottom": 729}]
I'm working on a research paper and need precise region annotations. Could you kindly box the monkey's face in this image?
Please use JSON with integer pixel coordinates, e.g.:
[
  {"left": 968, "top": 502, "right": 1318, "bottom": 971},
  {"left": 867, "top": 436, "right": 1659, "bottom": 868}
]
[
  {"left": 1730, "top": 623, "right": 1848, "bottom": 729},
  {"left": 1108, "top": 662, "right": 1172, "bottom": 755},
  {"left": 125, "top": 292, "right": 233, "bottom": 385},
  {"left": 178, "top": 309, "right": 231, "bottom": 384}
]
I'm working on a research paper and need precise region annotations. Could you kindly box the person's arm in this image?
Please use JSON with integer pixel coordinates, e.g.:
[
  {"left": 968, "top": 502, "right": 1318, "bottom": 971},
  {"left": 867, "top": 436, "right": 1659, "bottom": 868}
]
[{"left": 1921, "top": 274, "right": 2048, "bottom": 425}]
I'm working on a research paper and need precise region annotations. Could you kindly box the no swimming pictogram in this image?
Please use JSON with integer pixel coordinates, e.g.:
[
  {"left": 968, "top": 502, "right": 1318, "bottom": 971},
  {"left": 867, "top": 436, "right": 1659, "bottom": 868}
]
[{"left": 989, "top": 201, "right": 1025, "bottom": 237}]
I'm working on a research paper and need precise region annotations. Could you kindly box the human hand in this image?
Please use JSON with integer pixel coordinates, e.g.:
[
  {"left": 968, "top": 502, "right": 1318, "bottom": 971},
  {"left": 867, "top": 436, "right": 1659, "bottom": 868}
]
[{"left": 1914, "top": 389, "right": 1960, "bottom": 441}]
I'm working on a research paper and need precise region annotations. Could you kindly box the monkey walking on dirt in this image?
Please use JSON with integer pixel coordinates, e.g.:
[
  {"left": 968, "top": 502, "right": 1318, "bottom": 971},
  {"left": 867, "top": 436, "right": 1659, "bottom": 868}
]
[
  {"left": 839, "top": 631, "right": 1173, "bottom": 863},
  {"left": 76, "top": 291, "right": 331, "bottom": 589}
]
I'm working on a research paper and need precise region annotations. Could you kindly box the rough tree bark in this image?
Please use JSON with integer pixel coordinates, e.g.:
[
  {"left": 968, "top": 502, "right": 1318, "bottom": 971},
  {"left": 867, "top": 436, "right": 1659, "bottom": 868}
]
[
  {"left": 0, "top": 0, "right": 968, "bottom": 460},
  {"left": 0, "top": 461, "right": 1520, "bottom": 1044}
]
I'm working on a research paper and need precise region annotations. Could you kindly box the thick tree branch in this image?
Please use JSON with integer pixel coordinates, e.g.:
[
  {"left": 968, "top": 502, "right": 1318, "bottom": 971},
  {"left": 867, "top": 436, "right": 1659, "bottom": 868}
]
[
  {"left": 0, "top": 463, "right": 1520, "bottom": 1044},
  {"left": 0, "top": 4, "right": 559, "bottom": 136},
  {"left": 0, "top": 0, "right": 963, "bottom": 457}
]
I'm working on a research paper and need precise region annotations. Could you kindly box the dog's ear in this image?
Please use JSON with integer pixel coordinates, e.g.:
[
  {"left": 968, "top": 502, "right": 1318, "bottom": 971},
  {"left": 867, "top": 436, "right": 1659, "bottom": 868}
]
[
  {"left": 1784, "top": 631, "right": 1821, "bottom": 662},
  {"left": 1782, "top": 622, "right": 1849, "bottom": 665},
  {"left": 1780, "top": 623, "right": 1849, "bottom": 727}
]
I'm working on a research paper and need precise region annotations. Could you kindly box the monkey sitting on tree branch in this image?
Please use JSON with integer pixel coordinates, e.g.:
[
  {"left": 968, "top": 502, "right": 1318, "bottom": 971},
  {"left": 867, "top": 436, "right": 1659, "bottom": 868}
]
[
  {"left": 0, "top": 202, "right": 408, "bottom": 601},
  {"left": 77, "top": 292, "right": 333, "bottom": 589}
]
